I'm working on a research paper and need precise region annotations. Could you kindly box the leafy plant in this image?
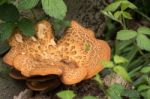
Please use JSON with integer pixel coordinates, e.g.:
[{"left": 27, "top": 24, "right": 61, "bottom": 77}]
[
  {"left": 107, "top": 83, "right": 140, "bottom": 99},
  {"left": 117, "top": 26, "right": 150, "bottom": 51},
  {"left": 41, "top": 0, "right": 67, "bottom": 20},
  {"left": 18, "top": 18, "right": 35, "bottom": 36},
  {"left": 102, "top": 55, "right": 131, "bottom": 82},
  {"left": 18, "top": 0, "right": 67, "bottom": 20},
  {"left": 18, "top": 0, "right": 40, "bottom": 9},
  {"left": 0, "top": 4, "right": 35, "bottom": 41},
  {"left": 82, "top": 96, "right": 98, "bottom": 99},
  {"left": 102, "top": 0, "right": 137, "bottom": 29},
  {"left": 56, "top": 90, "right": 76, "bottom": 99},
  {"left": 0, "top": 0, "right": 67, "bottom": 41},
  {"left": 137, "top": 84, "right": 150, "bottom": 99}
]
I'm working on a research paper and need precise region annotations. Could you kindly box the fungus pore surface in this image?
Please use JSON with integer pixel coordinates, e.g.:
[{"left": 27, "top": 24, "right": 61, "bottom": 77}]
[{"left": 3, "top": 20, "right": 111, "bottom": 84}]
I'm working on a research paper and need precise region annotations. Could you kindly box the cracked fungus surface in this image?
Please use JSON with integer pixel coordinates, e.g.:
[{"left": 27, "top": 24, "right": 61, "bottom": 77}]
[{"left": 3, "top": 20, "right": 111, "bottom": 84}]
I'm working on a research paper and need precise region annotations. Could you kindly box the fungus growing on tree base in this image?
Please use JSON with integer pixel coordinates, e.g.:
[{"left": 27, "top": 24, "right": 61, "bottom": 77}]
[{"left": 3, "top": 20, "right": 111, "bottom": 90}]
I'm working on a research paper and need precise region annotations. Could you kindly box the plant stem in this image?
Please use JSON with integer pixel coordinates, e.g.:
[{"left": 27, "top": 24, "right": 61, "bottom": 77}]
[
  {"left": 119, "top": 21, "right": 125, "bottom": 29},
  {"left": 135, "top": 10, "right": 150, "bottom": 22},
  {"left": 122, "top": 15, "right": 127, "bottom": 29}
]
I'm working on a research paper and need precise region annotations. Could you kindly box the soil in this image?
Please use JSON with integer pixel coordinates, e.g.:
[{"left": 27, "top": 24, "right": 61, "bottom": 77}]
[
  {"left": 65, "top": 0, "right": 106, "bottom": 37},
  {"left": 0, "top": 0, "right": 107, "bottom": 99},
  {"left": 13, "top": 79, "right": 105, "bottom": 99}
]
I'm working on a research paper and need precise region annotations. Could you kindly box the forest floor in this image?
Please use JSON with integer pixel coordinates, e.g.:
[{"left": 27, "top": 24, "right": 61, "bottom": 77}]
[{"left": 0, "top": 0, "right": 108, "bottom": 99}]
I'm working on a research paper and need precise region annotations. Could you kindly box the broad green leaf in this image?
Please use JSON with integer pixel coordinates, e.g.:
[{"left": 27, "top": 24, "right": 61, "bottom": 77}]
[
  {"left": 114, "top": 55, "right": 128, "bottom": 64},
  {"left": 113, "top": 66, "right": 132, "bottom": 82},
  {"left": 83, "top": 96, "right": 98, "bottom": 99},
  {"left": 137, "top": 26, "right": 150, "bottom": 35},
  {"left": 138, "top": 85, "right": 150, "bottom": 92},
  {"left": 18, "top": 19, "right": 35, "bottom": 36},
  {"left": 122, "top": 1, "right": 137, "bottom": 9},
  {"left": 102, "top": 11, "right": 114, "bottom": 18},
  {"left": 121, "top": 89, "right": 140, "bottom": 98},
  {"left": 0, "top": 22, "right": 15, "bottom": 41},
  {"left": 114, "top": 11, "right": 122, "bottom": 19},
  {"left": 104, "top": 1, "right": 121, "bottom": 12},
  {"left": 18, "top": 0, "right": 40, "bottom": 9},
  {"left": 107, "top": 83, "right": 124, "bottom": 99},
  {"left": 122, "top": 11, "right": 132, "bottom": 19},
  {"left": 136, "top": 34, "right": 150, "bottom": 51},
  {"left": 0, "top": 4, "right": 19, "bottom": 22},
  {"left": 41, "top": 0, "right": 67, "bottom": 20},
  {"left": 101, "top": 11, "right": 119, "bottom": 22},
  {"left": 0, "top": 42, "right": 10, "bottom": 55},
  {"left": 101, "top": 60, "right": 114, "bottom": 68},
  {"left": 116, "top": 30, "right": 137, "bottom": 40},
  {"left": 121, "top": 1, "right": 129, "bottom": 11},
  {"left": 57, "top": 90, "right": 76, "bottom": 99},
  {"left": 140, "top": 66, "right": 150, "bottom": 74}
]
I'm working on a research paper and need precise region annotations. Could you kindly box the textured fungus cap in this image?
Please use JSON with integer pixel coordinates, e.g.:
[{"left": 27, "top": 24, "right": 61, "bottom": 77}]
[{"left": 3, "top": 20, "right": 111, "bottom": 85}]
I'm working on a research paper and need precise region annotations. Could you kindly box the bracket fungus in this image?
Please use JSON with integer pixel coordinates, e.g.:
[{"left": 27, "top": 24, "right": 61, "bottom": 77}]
[{"left": 3, "top": 20, "right": 111, "bottom": 90}]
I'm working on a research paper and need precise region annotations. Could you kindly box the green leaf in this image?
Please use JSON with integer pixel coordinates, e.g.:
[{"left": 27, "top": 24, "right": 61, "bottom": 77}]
[
  {"left": 102, "top": 11, "right": 120, "bottom": 22},
  {"left": 107, "top": 83, "right": 124, "bottom": 99},
  {"left": 41, "top": 0, "right": 67, "bottom": 20},
  {"left": 138, "top": 85, "right": 150, "bottom": 92},
  {"left": 116, "top": 30, "right": 137, "bottom": 40},
  {"left": 137, "top": 26, "right": 150, "bottom": 35},
  {"left": 18, "top": 0, "right": 40, "bottom": 9},
  {"left": 104, "top": 1, "right": 121, "bottom": 12},
  {"left": 0, "top": 22, "right": 15, "bottom": 41},
  {"left": 122, "top": 0, "right": 137, "bottom": 9},
  {"left": 114, "top": 11, "right": 122, "bottom": 19},
  {"left": 121, "top": 1, "right": 129, "bottom": 11},
  {"left": 136, "top": 34, "right": 150, "bottom": 51},
  {"left": 122, "top": 1, "right": 137, "bottom": 10},
  {"left": 83, "top": 96, "right": 98, "bottom": 99},
  {"left": 101, "top": 60, "right": 114, "bottom": 68},
  {"left": 0, "top": 4, "right": 19, "bottom": 22},
  {"left": 18, "top": 19, "right": 35, "bottom": 36},
  {"left": 122, "top": 11, "right": 132, "bottom": 19},
  {"left": 57, "top": 90, "right": 76, "bottom": 99},
  {"left": 140, "top": 66, "right": 150, "bottom": 74},
  {"left": 0, "top": 42, "right": 10, "bottom": 55},
  {"left": 113, "top": 66, "right": 132, "bottom": 82},
  {"left": 114, "top": 55, "right": 128, "bottom": 64},
  {"left": 121, "top": 89, "right": 140, "bottom": 98}
]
